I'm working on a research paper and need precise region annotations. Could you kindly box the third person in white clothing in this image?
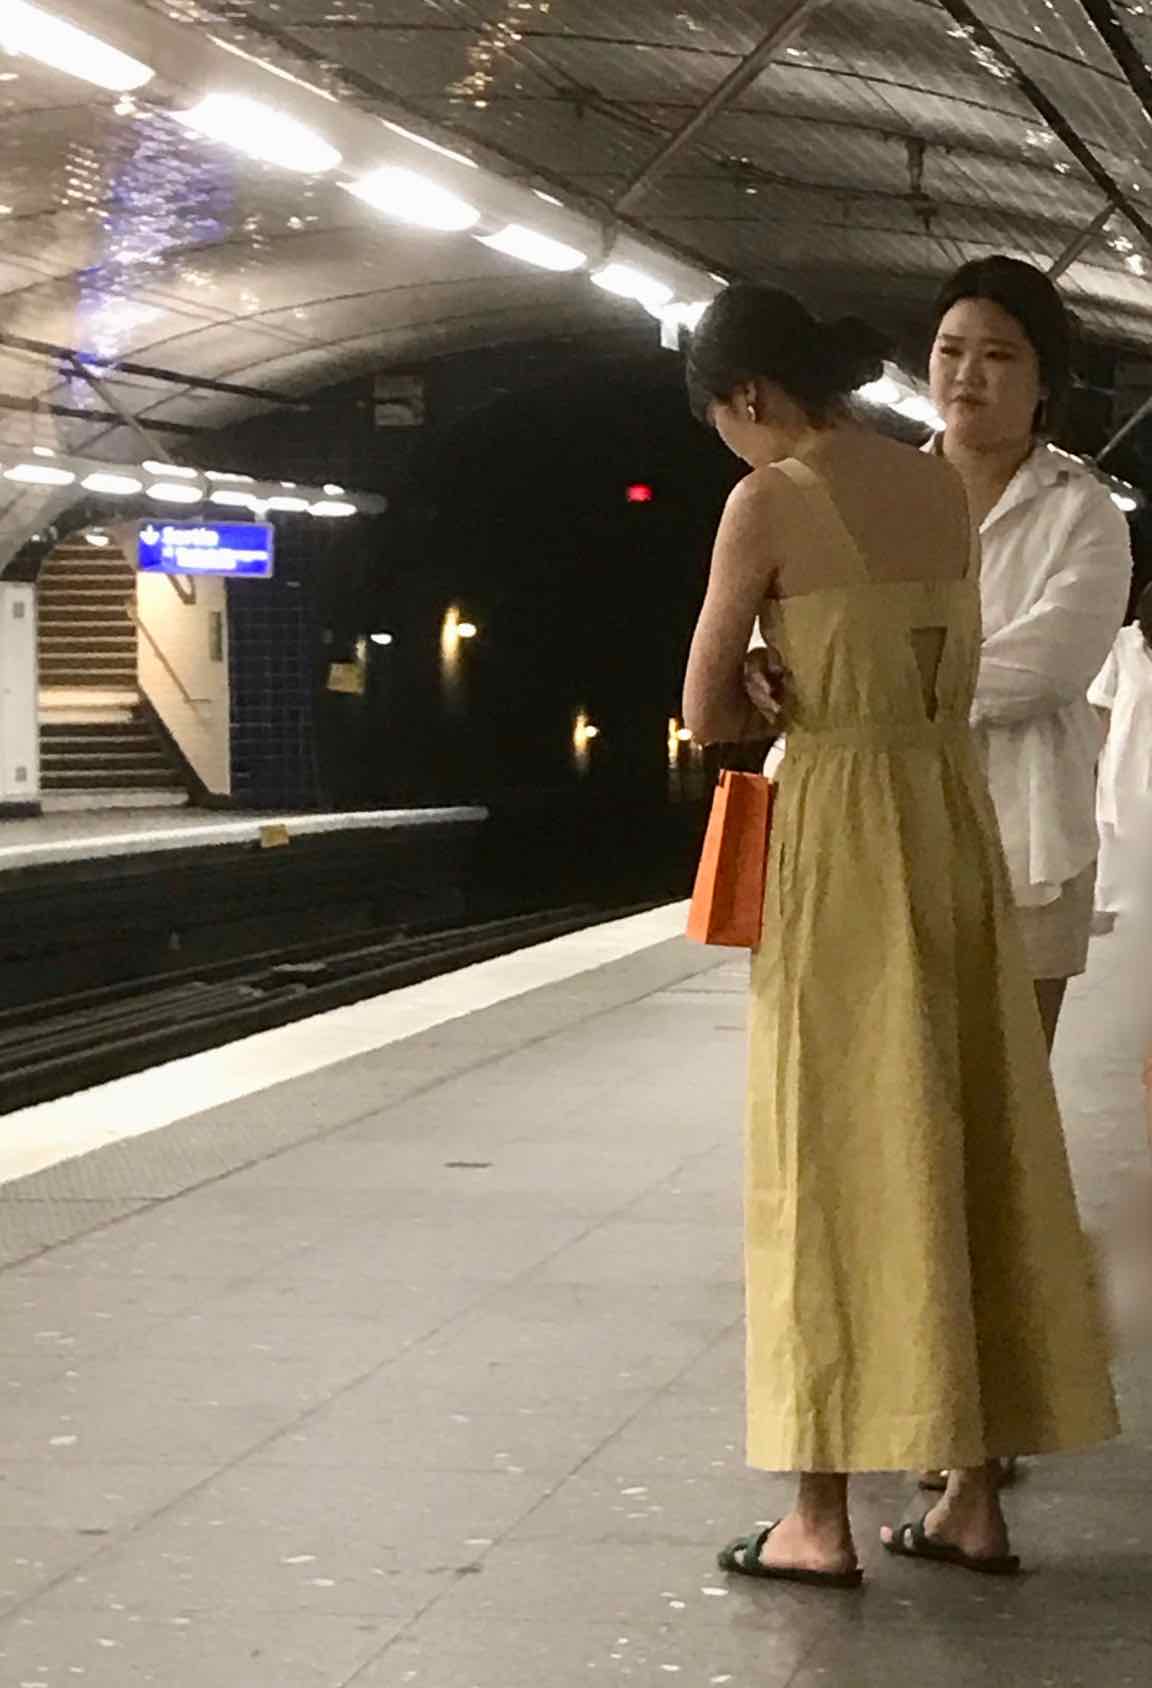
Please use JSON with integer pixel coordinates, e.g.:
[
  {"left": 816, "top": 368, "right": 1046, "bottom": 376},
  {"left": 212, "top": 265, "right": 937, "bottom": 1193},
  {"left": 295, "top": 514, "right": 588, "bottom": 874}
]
[{"left": 1090, "top": 583, "right": 1152, "bottom": 925}]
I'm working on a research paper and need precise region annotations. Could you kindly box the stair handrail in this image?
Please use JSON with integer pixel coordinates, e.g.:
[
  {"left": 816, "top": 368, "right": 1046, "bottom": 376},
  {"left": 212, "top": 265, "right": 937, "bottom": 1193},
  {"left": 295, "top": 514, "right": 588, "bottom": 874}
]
[{"left": 124, "top": 600, "right": 202, "bottom": 708}]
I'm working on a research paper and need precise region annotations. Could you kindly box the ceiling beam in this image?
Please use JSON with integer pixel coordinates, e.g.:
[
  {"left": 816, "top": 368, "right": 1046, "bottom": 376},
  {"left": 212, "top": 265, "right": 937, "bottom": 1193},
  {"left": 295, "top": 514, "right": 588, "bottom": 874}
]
[
  {"left": 0, "top": 332, "right": 308, "bottom": 408},
  {"left": 1076, "top": 2, "right": 1152, "bottom": 170},
  {"left": 613, "top": 0, "right": 827, "bottom": 213},
  {"left": 934, "top": 0, "right": 1152, "bottom": 249},
  {"left": 1048, "top": 201, "right": 1116, "bottom": 278},
  {"left": 0, "top": 391, "right": 213, "bottom": 436}
]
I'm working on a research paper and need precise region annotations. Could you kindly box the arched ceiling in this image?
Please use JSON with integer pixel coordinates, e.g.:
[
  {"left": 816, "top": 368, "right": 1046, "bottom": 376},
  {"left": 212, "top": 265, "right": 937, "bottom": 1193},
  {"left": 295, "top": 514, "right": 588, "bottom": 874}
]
[{"left": 3, "top": 0, "right": 1152, "bottom": 468}]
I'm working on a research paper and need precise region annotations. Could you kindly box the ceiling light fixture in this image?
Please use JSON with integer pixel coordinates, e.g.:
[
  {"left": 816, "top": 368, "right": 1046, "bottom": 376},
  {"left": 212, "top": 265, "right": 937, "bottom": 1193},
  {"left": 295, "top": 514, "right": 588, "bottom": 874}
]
[
  {"left": 381, "top": 121, "right": 477, "bottom": 169},
  {"left": 479, "top": 224, "right": 587, "bottom": 272},
  {"left": 4, "top": 462, "right": 75, "bottom": 485},
  {"left": 344, "top": 166, "right": 480, "bottom": 231},
  {"left": 858, "top": 375, "right": 904, "bottom": 408},
  {"left": 0, "top": 2, "right": 154, "bottom": 93},
  {"left": 179, "top": 93, "right": 342, "bottom": 174},
  {"left": 82, "top": 471, "right": 143, "bottom": 495},
  {"left": 209, "top": 490, "right": 263, "bottom": 511},
  {"left": 309, "top": 499, "right": 357, "bottom": 518},
  {"left": 659, "top": 300, "right": 712, "bottom": 346},
  {"left": 142, "top": 460, "right": 198, "bottom": 478},
  {"left": 592, "top": 263, "right": 675, "bottom": 313},
  {"left": 147, "top": 481, "right": 203, "bottom": 504}
]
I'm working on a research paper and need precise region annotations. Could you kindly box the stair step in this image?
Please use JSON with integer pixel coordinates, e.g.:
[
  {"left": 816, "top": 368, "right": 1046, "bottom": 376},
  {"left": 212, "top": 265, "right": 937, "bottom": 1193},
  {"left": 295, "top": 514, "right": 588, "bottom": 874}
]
[
  {"left": 38, "top": 589, "right": 133, "bottom": 601},
  {"left": 42, "top": 768, "right": 183, "bottom": 789},
  {"left": 42, "top": 759, "right": 174, "bottom": 777},
  {"left": 40, "top": 665, "right": 138, "bottom": 678},
  {"left": 41, "top": 728, "right": 154, "bottom": 744},
  {"left": 40, "top": 575, "right": 132, "bottom": 585},
  {"left": 39, "top": 615, "right": 132, "bottom": 629},
  {"left": 39, "top": 689, "right": 138, "bottom": 713},
  {"left": 42, "top": 564, "right": 134, "bottom": 578},
  {"left": 42, "top": 742, "right": 168, "bottom": 758},
  {"left": 41, "top": 653, "right": 137, "bottom": 668},
  {"left": 40, "top": 637, "right": 137, "bottom": 653},
  {"left": 39, "top": 606, "right": 133, "bottom": 617},
  {"left": 41, "top": 678, "right": 139, "bottom": 692},
  {"left": 40, "top": 738, "right": 168, "bottom": 756},
  {"left": 40, "top": 570, "right": 132, "bottom": 581},
  {"left": 38, "top": 600, "right": 133, "bottom": 614},
  {"left": 40, "top": 577, "right": 132, "bottom": 588},
  {"left": 39, "top": 615, "right": 132, "bottom": 627},
  {"left": 40, "top": 790, "right": 190, "bottom": 813},
  {"left": 42, "top": 551, "right": 131, "bottom": 563}
]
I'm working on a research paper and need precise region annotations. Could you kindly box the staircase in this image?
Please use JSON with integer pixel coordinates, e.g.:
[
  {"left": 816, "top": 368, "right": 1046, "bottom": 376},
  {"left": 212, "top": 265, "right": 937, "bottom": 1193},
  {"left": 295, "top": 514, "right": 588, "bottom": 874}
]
[{"left": 38, "top": 542, "right": 191, "bottom": 812}]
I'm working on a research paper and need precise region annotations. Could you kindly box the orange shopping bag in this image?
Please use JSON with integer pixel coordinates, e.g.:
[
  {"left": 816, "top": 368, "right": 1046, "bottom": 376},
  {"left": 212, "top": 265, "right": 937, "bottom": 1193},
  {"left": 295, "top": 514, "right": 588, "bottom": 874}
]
[{"left": 686, "top": 770, "right": 775, "bottom": 948}]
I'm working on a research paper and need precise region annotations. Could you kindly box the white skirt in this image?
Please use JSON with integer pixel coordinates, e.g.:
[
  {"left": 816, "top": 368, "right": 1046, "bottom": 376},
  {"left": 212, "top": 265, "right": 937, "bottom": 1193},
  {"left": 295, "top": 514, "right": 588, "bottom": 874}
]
[{"left": 1015, "top": 862, "right": 1096, "bottom": 981}]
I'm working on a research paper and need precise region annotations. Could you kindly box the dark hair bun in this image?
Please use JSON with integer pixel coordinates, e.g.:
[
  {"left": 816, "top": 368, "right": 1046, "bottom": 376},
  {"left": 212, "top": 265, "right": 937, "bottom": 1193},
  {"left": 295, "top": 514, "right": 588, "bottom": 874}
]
[
  {"left": 686, "top": 285, "right": 891, "bottom": 421},
  {"left": 825, "top": 316, "right": 889, "bottom": 391}
]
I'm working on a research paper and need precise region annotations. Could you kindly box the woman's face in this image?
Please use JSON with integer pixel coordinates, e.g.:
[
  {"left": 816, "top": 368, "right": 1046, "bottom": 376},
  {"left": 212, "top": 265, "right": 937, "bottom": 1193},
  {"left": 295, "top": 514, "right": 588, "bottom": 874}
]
[{"left": 929, "top": 297, "right": 1044, "bottom": 451}]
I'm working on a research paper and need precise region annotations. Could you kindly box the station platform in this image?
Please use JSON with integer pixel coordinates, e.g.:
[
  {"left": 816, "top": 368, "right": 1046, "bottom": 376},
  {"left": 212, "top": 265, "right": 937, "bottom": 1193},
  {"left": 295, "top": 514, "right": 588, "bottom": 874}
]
[
  {"left": 1, "top": 899, "right": 1149, "bottom": 1687},
  {"left": 0, "top": 805, "right": 489, "bottom": 1048},
  {"left": 0, "top": 806, "right": 487, "bottom": 875}
]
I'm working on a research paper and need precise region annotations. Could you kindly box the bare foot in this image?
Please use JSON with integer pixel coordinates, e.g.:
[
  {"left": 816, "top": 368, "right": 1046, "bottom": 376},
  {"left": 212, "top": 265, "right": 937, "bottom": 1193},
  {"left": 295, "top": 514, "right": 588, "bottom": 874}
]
[
  {"left": 883, "top": 1474, "right": 1011, "bottom": 1563},
  {"left": 735, "top": 1512, "right": 858, "bottom": 1578}
]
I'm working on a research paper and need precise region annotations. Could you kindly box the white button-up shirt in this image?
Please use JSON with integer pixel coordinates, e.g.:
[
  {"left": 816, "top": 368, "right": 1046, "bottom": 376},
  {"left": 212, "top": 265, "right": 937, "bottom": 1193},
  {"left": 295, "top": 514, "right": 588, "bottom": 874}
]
[
  {"left": 1089, "top": 622, "right": 1152, "bottom": 831},
  {"left": 971, "top": 446, "right": 1132, "bottom": 906}
]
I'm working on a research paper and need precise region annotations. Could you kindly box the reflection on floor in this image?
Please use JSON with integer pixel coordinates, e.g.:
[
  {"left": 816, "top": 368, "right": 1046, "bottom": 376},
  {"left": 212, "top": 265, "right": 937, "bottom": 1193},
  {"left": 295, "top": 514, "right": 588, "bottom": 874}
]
[{"left": 0, "top": 878, "right": 1148, "bottom": 1685}]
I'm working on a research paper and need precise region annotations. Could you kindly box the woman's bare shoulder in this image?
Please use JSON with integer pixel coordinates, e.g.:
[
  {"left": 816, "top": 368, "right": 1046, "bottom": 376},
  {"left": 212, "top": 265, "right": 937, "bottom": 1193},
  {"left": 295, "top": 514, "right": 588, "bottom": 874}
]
[{"left": 863, "top": 431, "right": 958, "bottom": 483}]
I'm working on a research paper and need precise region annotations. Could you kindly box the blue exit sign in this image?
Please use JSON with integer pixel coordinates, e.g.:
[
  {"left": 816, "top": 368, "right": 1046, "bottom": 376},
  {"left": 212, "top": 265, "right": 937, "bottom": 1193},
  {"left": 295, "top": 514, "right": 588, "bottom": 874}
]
[{"left": 137, "top": 521, "right": 275, "bottom": 579}]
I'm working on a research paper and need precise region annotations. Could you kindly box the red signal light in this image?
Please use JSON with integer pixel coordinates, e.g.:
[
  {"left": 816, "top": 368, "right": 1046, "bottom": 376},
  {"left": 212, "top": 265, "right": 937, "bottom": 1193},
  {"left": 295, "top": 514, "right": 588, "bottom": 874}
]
[{"left": 626, "top": 483, "right": 654, "bottom": 504}]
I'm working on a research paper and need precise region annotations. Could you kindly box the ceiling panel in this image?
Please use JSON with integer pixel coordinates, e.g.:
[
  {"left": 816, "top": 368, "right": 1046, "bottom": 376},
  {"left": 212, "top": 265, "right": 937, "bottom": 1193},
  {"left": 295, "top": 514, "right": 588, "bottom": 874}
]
[{"left": 1, "top": 0, "right": 1151, "bottom": 454}]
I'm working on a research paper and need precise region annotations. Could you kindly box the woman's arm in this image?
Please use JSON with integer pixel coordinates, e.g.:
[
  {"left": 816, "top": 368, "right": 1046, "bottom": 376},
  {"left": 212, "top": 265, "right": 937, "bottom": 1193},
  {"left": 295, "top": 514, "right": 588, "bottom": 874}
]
[
  {"left": 684, "top": 474, "right": 782, "bottom": 744},
  {"left": 974, "top": 492, "right": 1131, "bottom": 727}
]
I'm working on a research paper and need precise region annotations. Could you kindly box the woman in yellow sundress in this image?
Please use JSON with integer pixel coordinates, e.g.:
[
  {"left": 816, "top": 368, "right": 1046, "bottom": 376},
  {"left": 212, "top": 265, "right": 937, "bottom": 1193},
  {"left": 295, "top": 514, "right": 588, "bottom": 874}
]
[{"left": 682, "top": 285, "right": 1117, "bottom": 1587}]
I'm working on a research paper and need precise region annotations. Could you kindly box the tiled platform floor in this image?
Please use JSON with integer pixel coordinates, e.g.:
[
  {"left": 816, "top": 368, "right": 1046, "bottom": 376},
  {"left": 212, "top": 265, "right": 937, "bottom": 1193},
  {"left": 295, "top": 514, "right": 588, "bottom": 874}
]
[{"left": 0, "top": 902, "right": 1149, "bottom": 1686}]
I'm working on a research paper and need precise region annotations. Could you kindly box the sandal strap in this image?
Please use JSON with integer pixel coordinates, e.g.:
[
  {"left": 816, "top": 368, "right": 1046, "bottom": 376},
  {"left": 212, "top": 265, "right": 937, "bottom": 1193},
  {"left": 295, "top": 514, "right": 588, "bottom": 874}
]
[{"left": 745, "top": 1523, "right": 777, "bottom": 1566}]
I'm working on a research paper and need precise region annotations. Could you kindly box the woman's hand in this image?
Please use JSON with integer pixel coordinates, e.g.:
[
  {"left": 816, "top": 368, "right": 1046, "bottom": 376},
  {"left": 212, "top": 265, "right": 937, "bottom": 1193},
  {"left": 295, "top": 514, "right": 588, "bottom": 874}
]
[{"left": 743, "top": 646, "right": 791, "bottom": 732}]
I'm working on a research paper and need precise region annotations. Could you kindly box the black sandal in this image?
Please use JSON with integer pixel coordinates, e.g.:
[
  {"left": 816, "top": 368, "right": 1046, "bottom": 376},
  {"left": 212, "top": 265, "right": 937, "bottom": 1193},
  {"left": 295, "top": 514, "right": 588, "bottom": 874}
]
[
  {"left": 883, "top": 1517, "right": 1021, "bottom": 1577},
  {"left": 717, "top": 1524, "right": 864, "bottom": 1589}
]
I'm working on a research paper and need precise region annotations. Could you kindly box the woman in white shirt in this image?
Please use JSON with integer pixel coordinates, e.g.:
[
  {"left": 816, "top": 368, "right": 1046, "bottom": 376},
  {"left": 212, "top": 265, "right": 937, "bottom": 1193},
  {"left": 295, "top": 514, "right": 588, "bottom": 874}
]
[
  {"left": 1090, "top": 586, "right": 1152, "bottom": 920},
  {"left": 928, "top": 257, "right": 1133, "bottom": 1051}
]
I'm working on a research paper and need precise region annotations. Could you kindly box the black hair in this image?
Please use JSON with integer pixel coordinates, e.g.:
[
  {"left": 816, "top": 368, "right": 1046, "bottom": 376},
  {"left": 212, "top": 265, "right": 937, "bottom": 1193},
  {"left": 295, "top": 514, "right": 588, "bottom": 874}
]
[
  {"left": 685, "top": 285, "right": 890, "bottom": 425},
  {"left": 1137, "top": 581, "right": 1152, "bottom": 650},
  {"left": 932, "top": 256, "right": 1073, "bottom": 435}
]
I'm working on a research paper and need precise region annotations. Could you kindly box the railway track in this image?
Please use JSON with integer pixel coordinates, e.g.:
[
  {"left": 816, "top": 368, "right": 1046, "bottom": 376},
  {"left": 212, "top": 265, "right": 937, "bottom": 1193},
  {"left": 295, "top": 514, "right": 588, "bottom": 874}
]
[{"left": 0, "top": 901, "right": 654, "bottom": 1116}]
